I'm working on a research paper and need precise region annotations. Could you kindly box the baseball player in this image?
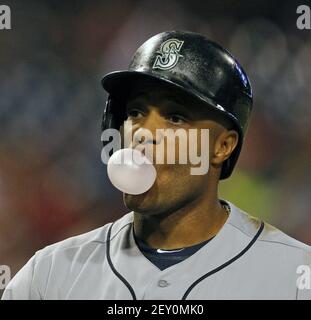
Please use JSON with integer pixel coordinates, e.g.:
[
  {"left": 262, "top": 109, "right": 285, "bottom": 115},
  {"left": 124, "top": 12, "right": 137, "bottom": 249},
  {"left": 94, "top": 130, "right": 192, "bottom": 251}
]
[{"left": 2, "top": 31, "right": 311, "bottom": 300}]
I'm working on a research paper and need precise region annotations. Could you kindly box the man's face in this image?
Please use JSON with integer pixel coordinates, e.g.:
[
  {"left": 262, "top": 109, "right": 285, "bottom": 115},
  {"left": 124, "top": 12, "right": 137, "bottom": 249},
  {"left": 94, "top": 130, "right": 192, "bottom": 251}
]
[{"left": 122, "top": 80, "right": 234, "bottom": 216}]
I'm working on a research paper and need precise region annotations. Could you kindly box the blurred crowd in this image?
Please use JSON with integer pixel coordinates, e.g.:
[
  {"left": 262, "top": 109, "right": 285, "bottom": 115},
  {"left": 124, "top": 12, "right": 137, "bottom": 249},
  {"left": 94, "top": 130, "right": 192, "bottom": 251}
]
[{"left": 0, "top": 0, "right": 310, "bottom": 292}]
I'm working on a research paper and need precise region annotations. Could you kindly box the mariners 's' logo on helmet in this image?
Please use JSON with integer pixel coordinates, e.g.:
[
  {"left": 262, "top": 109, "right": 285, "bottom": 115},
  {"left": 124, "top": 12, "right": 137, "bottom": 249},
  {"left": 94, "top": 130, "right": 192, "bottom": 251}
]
[{"left": 153, "top": 38, "right": 184, "bottom": 70}]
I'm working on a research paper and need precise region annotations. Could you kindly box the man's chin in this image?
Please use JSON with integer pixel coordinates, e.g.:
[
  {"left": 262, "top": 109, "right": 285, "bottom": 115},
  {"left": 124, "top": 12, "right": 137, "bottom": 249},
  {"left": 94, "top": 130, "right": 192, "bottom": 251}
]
[{"left": 123, "top": 192, "right": 158, "bottom": 214}]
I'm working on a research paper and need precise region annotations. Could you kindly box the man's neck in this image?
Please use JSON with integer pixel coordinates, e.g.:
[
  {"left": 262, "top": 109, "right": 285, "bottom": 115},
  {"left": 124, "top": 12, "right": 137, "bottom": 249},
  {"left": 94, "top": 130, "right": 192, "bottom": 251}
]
[{"left": 133, "top": 194, "right": 229, "bottom": 250}]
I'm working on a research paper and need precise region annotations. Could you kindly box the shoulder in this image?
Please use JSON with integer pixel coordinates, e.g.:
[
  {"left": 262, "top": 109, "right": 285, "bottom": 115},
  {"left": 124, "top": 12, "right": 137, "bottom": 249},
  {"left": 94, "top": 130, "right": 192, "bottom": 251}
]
[
  {"left": 35, "top": 211, "right": 133, "bottom": 262},
  {"left": 2, "top": 212, "right": 134, "bottom": 299},
  {"left": 36, "top": 225, "right": 108, "bottom": 259},
  {"left": 259, "top": 221, "right": 311, "bottom": 253},
  {"left": 226, "top": 200, "right": 311, "bottom": 260},
  {"left": 226, "top": 201, "right": 311, "bottom": 299}
]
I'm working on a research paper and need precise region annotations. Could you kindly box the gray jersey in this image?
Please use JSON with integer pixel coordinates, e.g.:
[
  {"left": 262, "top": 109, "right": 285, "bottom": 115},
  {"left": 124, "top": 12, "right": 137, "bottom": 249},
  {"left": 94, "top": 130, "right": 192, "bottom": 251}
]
[{"left": 2, "top": 201, "right": 311, "bottom": 300}]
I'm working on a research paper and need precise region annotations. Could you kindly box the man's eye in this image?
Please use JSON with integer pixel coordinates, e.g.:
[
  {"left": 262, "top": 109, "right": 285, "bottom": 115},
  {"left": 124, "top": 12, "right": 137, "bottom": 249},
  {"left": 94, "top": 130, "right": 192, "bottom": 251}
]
[
  {"left": 126, "top": 109, "right": 144, "bottom": 119},
  {"left": 167, "top": 114, "right": 187, "bottom": 124}
]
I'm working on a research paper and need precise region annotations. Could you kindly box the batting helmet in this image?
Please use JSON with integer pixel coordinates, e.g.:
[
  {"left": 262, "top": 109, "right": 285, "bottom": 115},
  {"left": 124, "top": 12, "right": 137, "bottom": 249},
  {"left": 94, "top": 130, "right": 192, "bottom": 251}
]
[{"left": 101, "top": 31, "right": 253, "bottom": 179}]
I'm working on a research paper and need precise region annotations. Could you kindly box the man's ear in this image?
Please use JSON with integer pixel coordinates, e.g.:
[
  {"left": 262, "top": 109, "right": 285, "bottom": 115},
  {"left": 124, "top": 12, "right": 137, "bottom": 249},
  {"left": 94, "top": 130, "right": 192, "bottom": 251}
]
[{"left": 211, "top": 130, "right": 239, "bottom": 166}]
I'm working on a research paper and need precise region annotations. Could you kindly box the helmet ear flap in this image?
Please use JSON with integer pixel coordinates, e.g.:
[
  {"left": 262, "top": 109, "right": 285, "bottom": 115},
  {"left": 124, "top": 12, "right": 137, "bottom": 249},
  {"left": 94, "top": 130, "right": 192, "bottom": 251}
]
[
  {"left": 102, "top": 95, "right": 126, "bottom": 132},
  {"left": 102, "top": 97, "right": 114, "bottom": 132},
  {"left": 101, "top": 96, "right": 124, "bottom": 159},
  {"left": 101, "top": 95, "right": 126, "bottom": 154}
]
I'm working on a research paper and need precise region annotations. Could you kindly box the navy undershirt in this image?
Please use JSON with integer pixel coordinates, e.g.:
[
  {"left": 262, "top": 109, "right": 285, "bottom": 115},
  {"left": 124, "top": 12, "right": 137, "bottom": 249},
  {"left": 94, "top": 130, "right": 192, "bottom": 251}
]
[{"left": 134, "top": 233, "right": 214, "bottom": 271}]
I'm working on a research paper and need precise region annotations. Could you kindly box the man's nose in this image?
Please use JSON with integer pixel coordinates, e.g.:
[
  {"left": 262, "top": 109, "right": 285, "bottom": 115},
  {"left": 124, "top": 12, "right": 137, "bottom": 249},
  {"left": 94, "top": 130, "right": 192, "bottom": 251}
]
[{"left": 133, "top": 128, "right": 157, "bottom": 146}]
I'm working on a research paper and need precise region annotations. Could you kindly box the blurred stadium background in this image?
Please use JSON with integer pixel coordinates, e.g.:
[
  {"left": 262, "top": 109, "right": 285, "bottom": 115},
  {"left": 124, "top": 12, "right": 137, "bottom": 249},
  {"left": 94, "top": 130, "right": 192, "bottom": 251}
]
[{"left": 1, "top": 0, "right": 311, "bottom": 295}]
